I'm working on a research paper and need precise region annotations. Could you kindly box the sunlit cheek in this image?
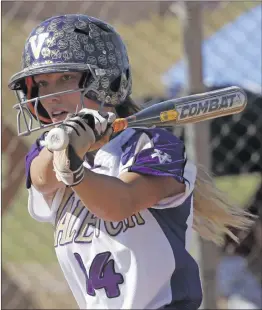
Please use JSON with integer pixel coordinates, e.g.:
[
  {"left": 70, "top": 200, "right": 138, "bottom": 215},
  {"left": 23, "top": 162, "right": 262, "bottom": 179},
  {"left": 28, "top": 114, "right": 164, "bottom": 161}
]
[
  {"left": 38, "top": 88, "right": 54, "bottom": 106},
  {"left": 38, "top": 88, "right": 47, "bottom": 98},
  {"left": 65, "top": 92, "right": 83, "bottom": 112}
]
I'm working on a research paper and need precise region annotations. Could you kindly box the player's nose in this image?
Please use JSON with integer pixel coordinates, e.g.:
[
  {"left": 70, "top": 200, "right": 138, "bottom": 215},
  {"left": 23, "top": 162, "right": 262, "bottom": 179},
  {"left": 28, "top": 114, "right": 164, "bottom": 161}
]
[{"left": 41, "top": 92, "right": 62, "bottom": 107}]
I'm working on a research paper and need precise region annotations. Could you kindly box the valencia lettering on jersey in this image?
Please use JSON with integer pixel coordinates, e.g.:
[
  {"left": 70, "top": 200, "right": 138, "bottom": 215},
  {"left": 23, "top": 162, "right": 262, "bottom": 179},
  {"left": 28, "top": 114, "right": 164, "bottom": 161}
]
[
  {"left": 54, "top": 195, "right": 145, "bottom": 247},
  {"left": 179, "top": 94, "right": 237, "bottom": 120}
]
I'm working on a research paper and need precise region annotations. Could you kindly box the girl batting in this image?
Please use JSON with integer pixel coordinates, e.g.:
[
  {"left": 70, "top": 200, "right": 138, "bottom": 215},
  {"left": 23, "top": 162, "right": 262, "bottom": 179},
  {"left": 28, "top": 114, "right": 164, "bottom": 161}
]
[{"left": 9, "top": 14, "right": 252, "bottom": 309}]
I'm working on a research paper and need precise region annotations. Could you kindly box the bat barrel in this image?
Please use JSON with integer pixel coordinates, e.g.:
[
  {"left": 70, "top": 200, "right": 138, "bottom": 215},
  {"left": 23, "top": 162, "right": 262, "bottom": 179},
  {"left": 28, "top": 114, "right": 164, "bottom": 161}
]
[
  {"left": 111, "top": 86, "right": 247, "bottom": 133},
  {"left": 112, "top": 86, "right": 247, "bottom": 132},
  {"left": 175, "top": 86, "right": 247, "bottom": 124}
]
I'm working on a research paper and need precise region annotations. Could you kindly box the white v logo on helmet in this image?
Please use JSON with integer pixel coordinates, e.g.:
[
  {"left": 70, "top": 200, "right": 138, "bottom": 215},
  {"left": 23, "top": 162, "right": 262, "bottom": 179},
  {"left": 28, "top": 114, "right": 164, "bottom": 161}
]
[{"left": 29, "top": 33, "right": 49, "bottom": 59}]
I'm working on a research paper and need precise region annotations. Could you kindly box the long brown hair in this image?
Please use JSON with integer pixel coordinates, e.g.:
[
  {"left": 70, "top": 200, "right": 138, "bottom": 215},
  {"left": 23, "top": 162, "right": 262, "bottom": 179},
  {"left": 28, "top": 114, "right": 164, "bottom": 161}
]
[
  {"left": 193, "top": 166, "right": 255, "bottom": 245},
  {"left": 115, "top": 96, "right": 141, "bottom": 118}
]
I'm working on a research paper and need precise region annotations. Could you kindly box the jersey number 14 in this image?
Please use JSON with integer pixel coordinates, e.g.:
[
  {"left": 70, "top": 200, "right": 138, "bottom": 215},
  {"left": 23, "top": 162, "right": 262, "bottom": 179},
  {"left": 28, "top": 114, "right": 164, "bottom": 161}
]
[{"left": 74, "top": 251, "right": 124, "bottom": 298}]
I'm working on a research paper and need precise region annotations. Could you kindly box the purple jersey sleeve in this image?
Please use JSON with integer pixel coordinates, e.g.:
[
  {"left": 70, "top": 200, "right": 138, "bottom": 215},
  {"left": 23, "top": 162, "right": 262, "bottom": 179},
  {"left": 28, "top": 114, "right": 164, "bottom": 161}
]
[
  {"left": 25, "top": 132, "right": 47, "bottom": 189},
  {"left": 119, "top": 128, "right": 196, "bottom": 209},
  {"left": 120, "top": 128, "right": 187, "bottom": 184}
]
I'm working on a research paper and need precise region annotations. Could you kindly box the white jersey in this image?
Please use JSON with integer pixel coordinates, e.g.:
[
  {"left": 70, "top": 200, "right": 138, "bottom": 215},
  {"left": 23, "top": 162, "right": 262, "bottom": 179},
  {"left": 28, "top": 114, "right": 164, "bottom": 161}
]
[{"left": 25, "top": 128, "right": 202, "bottom": 309}]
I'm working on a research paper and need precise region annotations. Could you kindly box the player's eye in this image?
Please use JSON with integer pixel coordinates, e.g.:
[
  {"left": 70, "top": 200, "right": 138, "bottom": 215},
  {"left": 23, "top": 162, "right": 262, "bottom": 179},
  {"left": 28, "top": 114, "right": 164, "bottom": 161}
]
[
  {"left": 36, "top": 81, "right": 48, "bottom": 88},
  {"left": 61, "top": 74, "right": 74, "bottom": 82}
]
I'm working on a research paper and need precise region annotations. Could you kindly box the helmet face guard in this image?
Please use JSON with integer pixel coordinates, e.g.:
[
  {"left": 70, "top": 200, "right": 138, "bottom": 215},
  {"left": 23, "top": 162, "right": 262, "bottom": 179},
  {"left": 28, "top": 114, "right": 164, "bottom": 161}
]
[
  {"left": 8, "top": 14, "right": 132, "bottom": 136},
  {"left": 14, "top": 87, "right": 87, "bottom": 136},
  {"left": 10, "top": 63, "right": 112, "bottom": 136}
]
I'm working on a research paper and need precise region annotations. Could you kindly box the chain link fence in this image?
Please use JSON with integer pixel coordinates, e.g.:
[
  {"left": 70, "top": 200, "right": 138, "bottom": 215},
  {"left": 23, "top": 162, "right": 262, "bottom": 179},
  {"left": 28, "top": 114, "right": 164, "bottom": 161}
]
[{"left": 2, "top": 1, "right": 261, "bottom": 309}]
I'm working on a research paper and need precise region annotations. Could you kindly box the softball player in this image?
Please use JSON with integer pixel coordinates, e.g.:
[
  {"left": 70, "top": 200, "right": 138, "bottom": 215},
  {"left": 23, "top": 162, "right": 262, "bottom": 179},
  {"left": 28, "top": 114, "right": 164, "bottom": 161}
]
[{"left": 8, "top": 14, "right": 252, "bottom": 309}]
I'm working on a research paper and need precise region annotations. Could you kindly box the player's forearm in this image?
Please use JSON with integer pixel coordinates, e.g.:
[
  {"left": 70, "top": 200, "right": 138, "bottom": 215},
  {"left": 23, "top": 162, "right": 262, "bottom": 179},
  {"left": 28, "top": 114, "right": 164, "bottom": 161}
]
[
  {"left": 72, "top": 169, "right": 134, "bottom": 221},
  {"left": 30, "top": 148, "right": 62, "bottom": 194}
]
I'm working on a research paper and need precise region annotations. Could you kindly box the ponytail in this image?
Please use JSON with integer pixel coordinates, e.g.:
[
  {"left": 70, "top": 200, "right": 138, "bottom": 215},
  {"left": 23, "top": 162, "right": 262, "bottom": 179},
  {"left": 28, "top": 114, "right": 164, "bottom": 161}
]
[{"left": 193, "top": 165, "right": 255, "bottom": 245}]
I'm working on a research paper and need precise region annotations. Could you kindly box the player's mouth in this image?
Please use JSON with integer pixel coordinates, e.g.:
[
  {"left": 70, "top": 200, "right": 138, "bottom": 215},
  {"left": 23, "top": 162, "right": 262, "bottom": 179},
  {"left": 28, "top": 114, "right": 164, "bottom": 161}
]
[{"left": 51, "top": 110, "right": 68, "bottom": 122}]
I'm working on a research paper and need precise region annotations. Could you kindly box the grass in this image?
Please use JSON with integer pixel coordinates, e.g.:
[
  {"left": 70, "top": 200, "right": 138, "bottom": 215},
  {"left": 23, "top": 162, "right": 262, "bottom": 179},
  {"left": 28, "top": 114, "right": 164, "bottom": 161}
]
[
  {"left": 2, "top": 186, "right": 56, "bottom": 263},
  {"left": 215, "top": 173, "right": 261, "bottom": 206}
]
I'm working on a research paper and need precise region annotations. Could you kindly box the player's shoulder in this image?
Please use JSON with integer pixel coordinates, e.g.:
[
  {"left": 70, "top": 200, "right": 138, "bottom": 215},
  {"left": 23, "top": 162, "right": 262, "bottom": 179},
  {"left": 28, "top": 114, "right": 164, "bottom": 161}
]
[
  {"left": 120, "top": 127, "right": 184, "bottom": 152},
  {"left": 94, "top": 127, "right": 184, "bottom": 169},
  {"left": 26, "top": 131, "right": 48, "bottom": 155},
  {"left": 115, "top": 127, "right": 184, "bottom": 167}
]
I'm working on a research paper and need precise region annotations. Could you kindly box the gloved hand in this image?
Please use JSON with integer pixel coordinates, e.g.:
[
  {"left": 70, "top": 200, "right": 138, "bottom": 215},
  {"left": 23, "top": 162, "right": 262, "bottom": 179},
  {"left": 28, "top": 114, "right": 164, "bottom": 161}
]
[{"left": 52, "top": 109, "right": 116, "bottom": 187}]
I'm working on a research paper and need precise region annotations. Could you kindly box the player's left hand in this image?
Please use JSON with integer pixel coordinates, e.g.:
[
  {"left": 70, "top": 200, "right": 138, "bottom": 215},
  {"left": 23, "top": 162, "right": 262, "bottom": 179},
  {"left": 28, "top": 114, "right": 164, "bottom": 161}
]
[
  {"left": 57, "top": 108, "right": 116, "bottom": 158},
  {"left": 77, "top": 108, "right": 116, "bottom": 139},
  {"left": 52, "top": 109, "right": 116, "bottom": 187},
  {"left": 77, "top": 108, "right": 116, "bottom": 153}
]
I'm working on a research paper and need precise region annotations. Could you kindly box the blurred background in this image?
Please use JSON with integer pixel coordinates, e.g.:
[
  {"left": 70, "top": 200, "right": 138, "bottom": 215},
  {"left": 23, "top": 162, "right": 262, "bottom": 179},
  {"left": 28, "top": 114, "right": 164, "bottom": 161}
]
[{"left": 2, "top": 1, "right": 262, "bottom": 309}]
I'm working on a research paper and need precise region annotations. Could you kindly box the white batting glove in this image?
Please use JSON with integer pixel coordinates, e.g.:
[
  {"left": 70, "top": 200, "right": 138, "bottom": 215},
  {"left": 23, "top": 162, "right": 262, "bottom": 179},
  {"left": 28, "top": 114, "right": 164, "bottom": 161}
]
[
  {"left": 52, "top": 109, "right": 116, "bottom": 187},
  {"left": 77, "top": 108, "right": 116, "bottom": 139}
]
